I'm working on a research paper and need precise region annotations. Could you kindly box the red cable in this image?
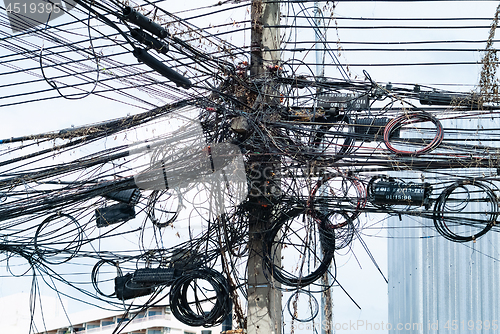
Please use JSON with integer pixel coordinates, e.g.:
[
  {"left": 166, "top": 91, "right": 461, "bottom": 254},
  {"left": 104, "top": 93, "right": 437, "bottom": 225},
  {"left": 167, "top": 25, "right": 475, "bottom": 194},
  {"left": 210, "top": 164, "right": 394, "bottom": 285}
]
[{"left": 384, "top": 112, "right": 443, "bottom": 156}]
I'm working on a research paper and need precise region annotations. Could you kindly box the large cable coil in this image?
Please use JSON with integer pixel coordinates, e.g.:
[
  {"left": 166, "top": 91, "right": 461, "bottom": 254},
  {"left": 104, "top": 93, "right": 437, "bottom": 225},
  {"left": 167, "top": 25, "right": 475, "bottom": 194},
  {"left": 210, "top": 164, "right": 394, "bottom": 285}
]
[
  {"left": 383, "top": 112, "right": 443, "bottom": 156},
  {"left": 262, "top": 208, "right": 335, "bottom": 288},
  {"left": 433, "top": 180, "right": 498, "bottom": 242},
  {"left": 170, "top": 267, "right": 232, "bottom": 327}
]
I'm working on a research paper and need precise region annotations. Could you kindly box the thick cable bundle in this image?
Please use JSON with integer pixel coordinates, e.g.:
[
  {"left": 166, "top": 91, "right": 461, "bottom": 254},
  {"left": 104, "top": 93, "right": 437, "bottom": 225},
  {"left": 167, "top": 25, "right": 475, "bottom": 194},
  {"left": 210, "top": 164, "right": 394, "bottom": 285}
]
[
  {"left": 169, "top": 267, "right": 232, "bottom": 327},
  {"left": 433, "top": 180, "right": 498, "bottom": 242},
  {"left": 262, "top": 208, "right": 335, "bottom": 288},
  {"left": 383, "top": 112, "right": 443, "bottom": 156}
]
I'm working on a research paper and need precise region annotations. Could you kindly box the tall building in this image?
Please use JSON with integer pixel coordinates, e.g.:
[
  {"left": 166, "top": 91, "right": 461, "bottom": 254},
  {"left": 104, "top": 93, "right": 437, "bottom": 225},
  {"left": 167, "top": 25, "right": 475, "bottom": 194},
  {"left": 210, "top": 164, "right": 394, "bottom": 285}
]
[
  {"left": 388, "top": 217, "right": 500, "bottom": 333},
  {"left": 35, "top": 306, "right": 221, "bottom": 334},
  {"left": 387, "top": 117, "right": 500, "bottom": 333}
]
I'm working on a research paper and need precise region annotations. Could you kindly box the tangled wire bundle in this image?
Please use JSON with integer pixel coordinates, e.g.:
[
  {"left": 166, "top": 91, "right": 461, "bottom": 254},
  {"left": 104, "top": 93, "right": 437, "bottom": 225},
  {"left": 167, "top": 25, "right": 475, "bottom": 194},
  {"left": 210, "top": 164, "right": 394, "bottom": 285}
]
[
  {"left": 384, "top": 112, "right": 444, "bottom": 156},
  {"left": 433, "top": 180, "right": 499, "bottom": 242},
  {"left": 170, "top": 267, "right": 232, "bottom": 327},
  {"left": 262, "top": 208, "right": 335, "bottom": 288}
]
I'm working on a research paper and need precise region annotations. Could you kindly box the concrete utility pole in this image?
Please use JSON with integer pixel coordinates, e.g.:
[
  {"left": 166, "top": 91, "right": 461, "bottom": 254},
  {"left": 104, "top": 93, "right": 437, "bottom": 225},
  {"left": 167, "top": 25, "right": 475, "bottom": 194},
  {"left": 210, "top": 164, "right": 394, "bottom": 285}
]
[
  {"left": 247, "top": 1, "right": 281, "bottom": 334},
  {"left": 313, "top": 4, "right": 333, "bottom": 333}
]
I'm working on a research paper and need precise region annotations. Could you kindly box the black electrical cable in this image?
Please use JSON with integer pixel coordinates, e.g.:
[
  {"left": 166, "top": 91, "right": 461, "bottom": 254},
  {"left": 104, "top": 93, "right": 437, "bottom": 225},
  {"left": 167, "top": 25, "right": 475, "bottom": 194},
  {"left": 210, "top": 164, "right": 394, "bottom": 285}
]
[
  {"left": 33, "top": 213, "right": 83, "bottom": 265},
  {"left": 262, "top": 208, "right": 335, "bottom": 288},
  {"left": 433, "top": 180, "right": 498, "bottom": 242},
  {"left": 287, "top": 289, "right": 319, "bottom": 322},
  {"left": 91, "top": 259, "right": 122, "bottom": 298},
  {"left": 169, "top": 267, "right": 232, "bottom": 327}
]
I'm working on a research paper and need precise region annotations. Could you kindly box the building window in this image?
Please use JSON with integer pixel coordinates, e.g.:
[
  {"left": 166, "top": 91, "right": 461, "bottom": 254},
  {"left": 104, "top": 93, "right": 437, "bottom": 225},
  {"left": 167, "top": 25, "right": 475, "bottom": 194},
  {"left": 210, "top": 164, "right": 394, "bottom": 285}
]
[
  {"left": 148, "top": 310, "right": 162, "bottom": 317},
  {"left": 86, "top": 324, "right": 100, "bottom": 329},
  {"left": 184, "top": 332, "right": 196, "bottom": 334},
  {"left": 201, "top": 331, "right": 212, "bottom": 334},
  {"left": 102, "top": 320, "right": 114, "bottom": 326},
  {"left": 164, "top": 328, "right": 171, "bottom": 333},
  {"left": 147, "top": 330, "right": 162, "bottom": 334}
]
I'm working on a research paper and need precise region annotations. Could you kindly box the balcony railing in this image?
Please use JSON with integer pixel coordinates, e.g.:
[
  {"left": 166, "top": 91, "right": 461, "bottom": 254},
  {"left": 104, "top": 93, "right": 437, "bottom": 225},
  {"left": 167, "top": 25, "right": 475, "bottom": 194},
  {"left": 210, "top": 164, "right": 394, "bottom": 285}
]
[{"left": 77, "top": 313, "right": 172, "bottom": 334}]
